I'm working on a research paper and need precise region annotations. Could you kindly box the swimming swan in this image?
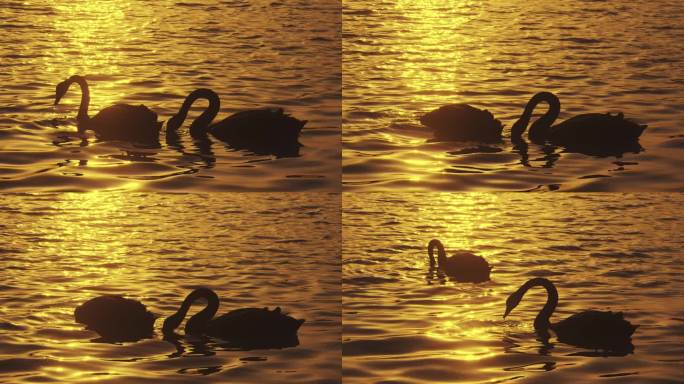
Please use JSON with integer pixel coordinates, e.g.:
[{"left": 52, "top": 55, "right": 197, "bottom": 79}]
[
  {"left": 54, "top": 75, "right": 162, "bottom": 144},
  {"left": 420, "top": 104, "right": 503, "bottom": 142},
  {"left": 504, "top": 277, "right": 637, "bottom": 350},
  {"left": 510, "top": 92, "right": 646, "bottom": 150},
  {"left": 74, "top": 295, "right": 156, "bottom": 342},
  {"left": 428, "top": 239, "right": 491, "bottom": 283},
  {"left": 167, "top": 88, "right": 306, "bottom": 155},
  {"left": 162, "top": 287, "right": 304, "bottom": 348}
]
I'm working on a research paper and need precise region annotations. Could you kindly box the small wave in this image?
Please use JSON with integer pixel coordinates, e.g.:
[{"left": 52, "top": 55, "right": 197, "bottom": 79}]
[
  {"left": 343, "top": 276, "right": 400, "bottom": 285},
  {"left": 560, "top": 37, "right": 602, "bottom": 44},
  {"left": 546, "top": 245, "right": 583, "bottom": 251},
  {"left": 0, "top": 358, "right": 56, "bottom": 373},
  {"left": 0, "top": 322, "right": 26, "bottom": 331},
  {"left": 343, "top": 335, "right": 463, "bottom": 356},
  {"left": 590, "top": 251, "right": 650, "bottom": 258}
]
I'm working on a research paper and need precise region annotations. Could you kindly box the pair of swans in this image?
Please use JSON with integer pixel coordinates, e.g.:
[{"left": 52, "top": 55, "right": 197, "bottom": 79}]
[
  {"left": 420, "top": 92, "right": 646, "bottom": 151},
  {"left": 54, "top": 75, "right": 306, "bottom": 154},
  {"left": 74, "top": 287, "right": 304, "bottom": 348},
  {"left": 426, "top": 239, "right": 636, "bottom": 351}
]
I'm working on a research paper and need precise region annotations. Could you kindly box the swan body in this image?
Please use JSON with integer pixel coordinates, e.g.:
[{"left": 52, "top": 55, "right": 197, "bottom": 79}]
[
  {"left": 167, "top": 88, "right": 306, "bottom": 156},
  {"left": 504, "top": 278, "right": 637, "bottom": 350},
  {"left": 162, "top": 288, "right": 304, "bottom": 348},
  {"left": 74, "top": 295, "right": 155, "bottom": 342},
  {"left": 511, "top": 92, "right": 646, "bottom": 150},
  {"left": 54, "top": 75, "right": 162, "bottom": 144},
  {"left": 420, "top": 104, "right": 503, "bottom": 142},
  {"left": 428, "top": 239, "right": 491, "bottom": 283}
]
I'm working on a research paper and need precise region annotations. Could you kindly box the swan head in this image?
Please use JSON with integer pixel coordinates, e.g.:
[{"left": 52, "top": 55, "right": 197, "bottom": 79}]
[
  {"left": 503, "top": 290, "right": 523, "bottom": 318},
  {"left": 162, "top": 311, "right": 184, "bottom": 336},
  {"left": 54, "top": 80, "right": 69, "bottom": 105}
]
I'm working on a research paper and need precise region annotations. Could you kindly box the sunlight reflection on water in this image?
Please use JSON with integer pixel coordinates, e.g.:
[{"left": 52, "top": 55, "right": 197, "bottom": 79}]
[
  {"left": 0, "top": 0, "right": 341, "bottom": 191},
  {"left": 343, "top": 0, "right": 684, "bottom": 191},
  {"left": 0, "top": 192, "right": 341, "bottom": 383},
  {"left": 343, "top": 192, "right": 683, "bottom": 383}
]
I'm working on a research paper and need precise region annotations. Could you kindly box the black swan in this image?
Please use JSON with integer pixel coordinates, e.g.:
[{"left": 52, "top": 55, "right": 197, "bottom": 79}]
[
  {"left": 54, "top": 75, "right": 162, "bottom": 144},
  {"left": 510, "top": 92, "right": 646, "bottom": 151},
  {"left": 504, "top": 278, "right": 637, "bottom": 350},
  {"left": 162, "top": 287, "right": 304, "bottom": 349},
  {"left": 420, "top": 104, "right": 503, "bottom": 142},
  {"left": 166, "top": 88, "right": 306, "bottom": 156},
  {"left": 428, "top": 239, "right": 491, "bottom": 283},
  {"left": 74, "top": 295, "right": 156, "bottom": 342}
]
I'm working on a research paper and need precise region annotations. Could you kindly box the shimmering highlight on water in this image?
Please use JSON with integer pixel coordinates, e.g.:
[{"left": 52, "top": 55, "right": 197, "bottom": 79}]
[
  {"left": 343, "top": 0, "right": 684, "bottom": 191},
  {"left": 0, "top": 193, "right": 340, "bottom": 383},
  {"left": 0, "top": 0, "right": 341, "bottom": 191},
  {"left": 343, "top": 193, "right": 683, "bottom": 383}
]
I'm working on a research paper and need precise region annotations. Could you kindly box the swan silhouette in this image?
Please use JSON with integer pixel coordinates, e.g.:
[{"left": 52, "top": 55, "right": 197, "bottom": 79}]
[
  {"left": 510, "top": 92, "right": 646, "bottom": 151},
  {"left": 504, "top": 278, "right": 637, "bottom": 351},
  {"left": 166, "top": 88, "right": 306, "bottom": 156},
  {"left": 162, "top": 287, "right": 304, "bottom": 349},
  {"left": 420, "top": 104, "right": 503, "bottom": 142},
  {"left": 74, "top": 295, "right": 156, "bottom": 342},
  {"left": 54, "top": 75, "right": 162, "bottom": 144},
  {"left": 428, "top": 239, "right": 491, "bottom": 283}
]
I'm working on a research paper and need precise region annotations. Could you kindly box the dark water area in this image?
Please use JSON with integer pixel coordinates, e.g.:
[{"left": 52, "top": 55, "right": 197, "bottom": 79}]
[
  {"left": 0, "top": 0, "right": 341, "bottom": 191},
  {"left": 0, "top": 193, "right": 341, "bottom": 383},
  {"left": 343, "top": 193, "right": 684, "bottom": 383},
  {"left": 343, "top": 0, "right": 684, "bottom": 191}
]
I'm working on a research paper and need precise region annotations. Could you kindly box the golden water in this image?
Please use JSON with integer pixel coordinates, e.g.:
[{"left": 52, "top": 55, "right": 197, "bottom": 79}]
[
  {"left": 0, "top": 0, "right": 341, "bottom": 191},
  {"left": 343, "top": 0, "right": 684, "bottom": 190},
  {"left": 0, "top": 193, "right": 340, "bottom": 383},
  {"left": 343, "top": 193, "right": 683, "bottom": 383}
]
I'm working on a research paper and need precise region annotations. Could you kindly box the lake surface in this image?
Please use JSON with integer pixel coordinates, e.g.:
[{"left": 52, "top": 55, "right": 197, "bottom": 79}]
[
  {"left": 0, "top": 193, "right": 341, "bottom": 383},
  {"left": 0, "top": 0, "right": 341, "bottom": 191},
  {"left": 343, "top": 0, "right": 684, "bottom": 191},
  {"left": 343, "top": 193, "right": 683, "bottom": 383}
]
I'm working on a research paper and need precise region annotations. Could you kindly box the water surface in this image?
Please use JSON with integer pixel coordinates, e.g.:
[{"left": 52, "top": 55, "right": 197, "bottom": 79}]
[
  {"left": 343, "top": 0, "right": 684, "bottom": 191},
  {"left": 0, "top": 193, "right": 340, "bottom": 383},
  {"left": 343, "top": 193, "right": 683, "bottom": 383},
  {"left": 0, "top": 0, "right": 341, "bottom": 191}
]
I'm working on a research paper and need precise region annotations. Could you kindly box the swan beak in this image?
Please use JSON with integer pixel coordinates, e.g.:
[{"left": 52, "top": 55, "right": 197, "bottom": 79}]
[{"left": 503, "top": 307, "right": 512, "bottom": 319}]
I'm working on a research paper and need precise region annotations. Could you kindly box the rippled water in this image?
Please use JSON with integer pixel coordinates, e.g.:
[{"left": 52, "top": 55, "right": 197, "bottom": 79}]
[
  {"left": 343, "top": 193, "right": 683, "bottom": 383},
  {"left": 0, "top": 193, "right": 340, "bottom": 383},
  {"left": 343, "top": 0, "right": 684, "bottom": 191},
  {"left": 0, "top": 0, "right": 340, "bottom": 191}
]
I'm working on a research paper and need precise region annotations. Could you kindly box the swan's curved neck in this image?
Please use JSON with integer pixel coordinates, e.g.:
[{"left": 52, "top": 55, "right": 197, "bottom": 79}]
[
  {"left": 519, "top": 277, "right": 558, "bottom": 330},
  {"left": 174, "top": 88, "right": 220, "bottom": 136},
  {"left": 70, "top": 75, "right": 90, "bottom": 122},
  {"left": 512, "top": 92, "right": 560, "bottom": 141},
  {"left": 427, "top": 239, "right": 447, "bottom": 268},
  {"left": 168, "top": 288, "right": 219, "bottom": 335}
]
